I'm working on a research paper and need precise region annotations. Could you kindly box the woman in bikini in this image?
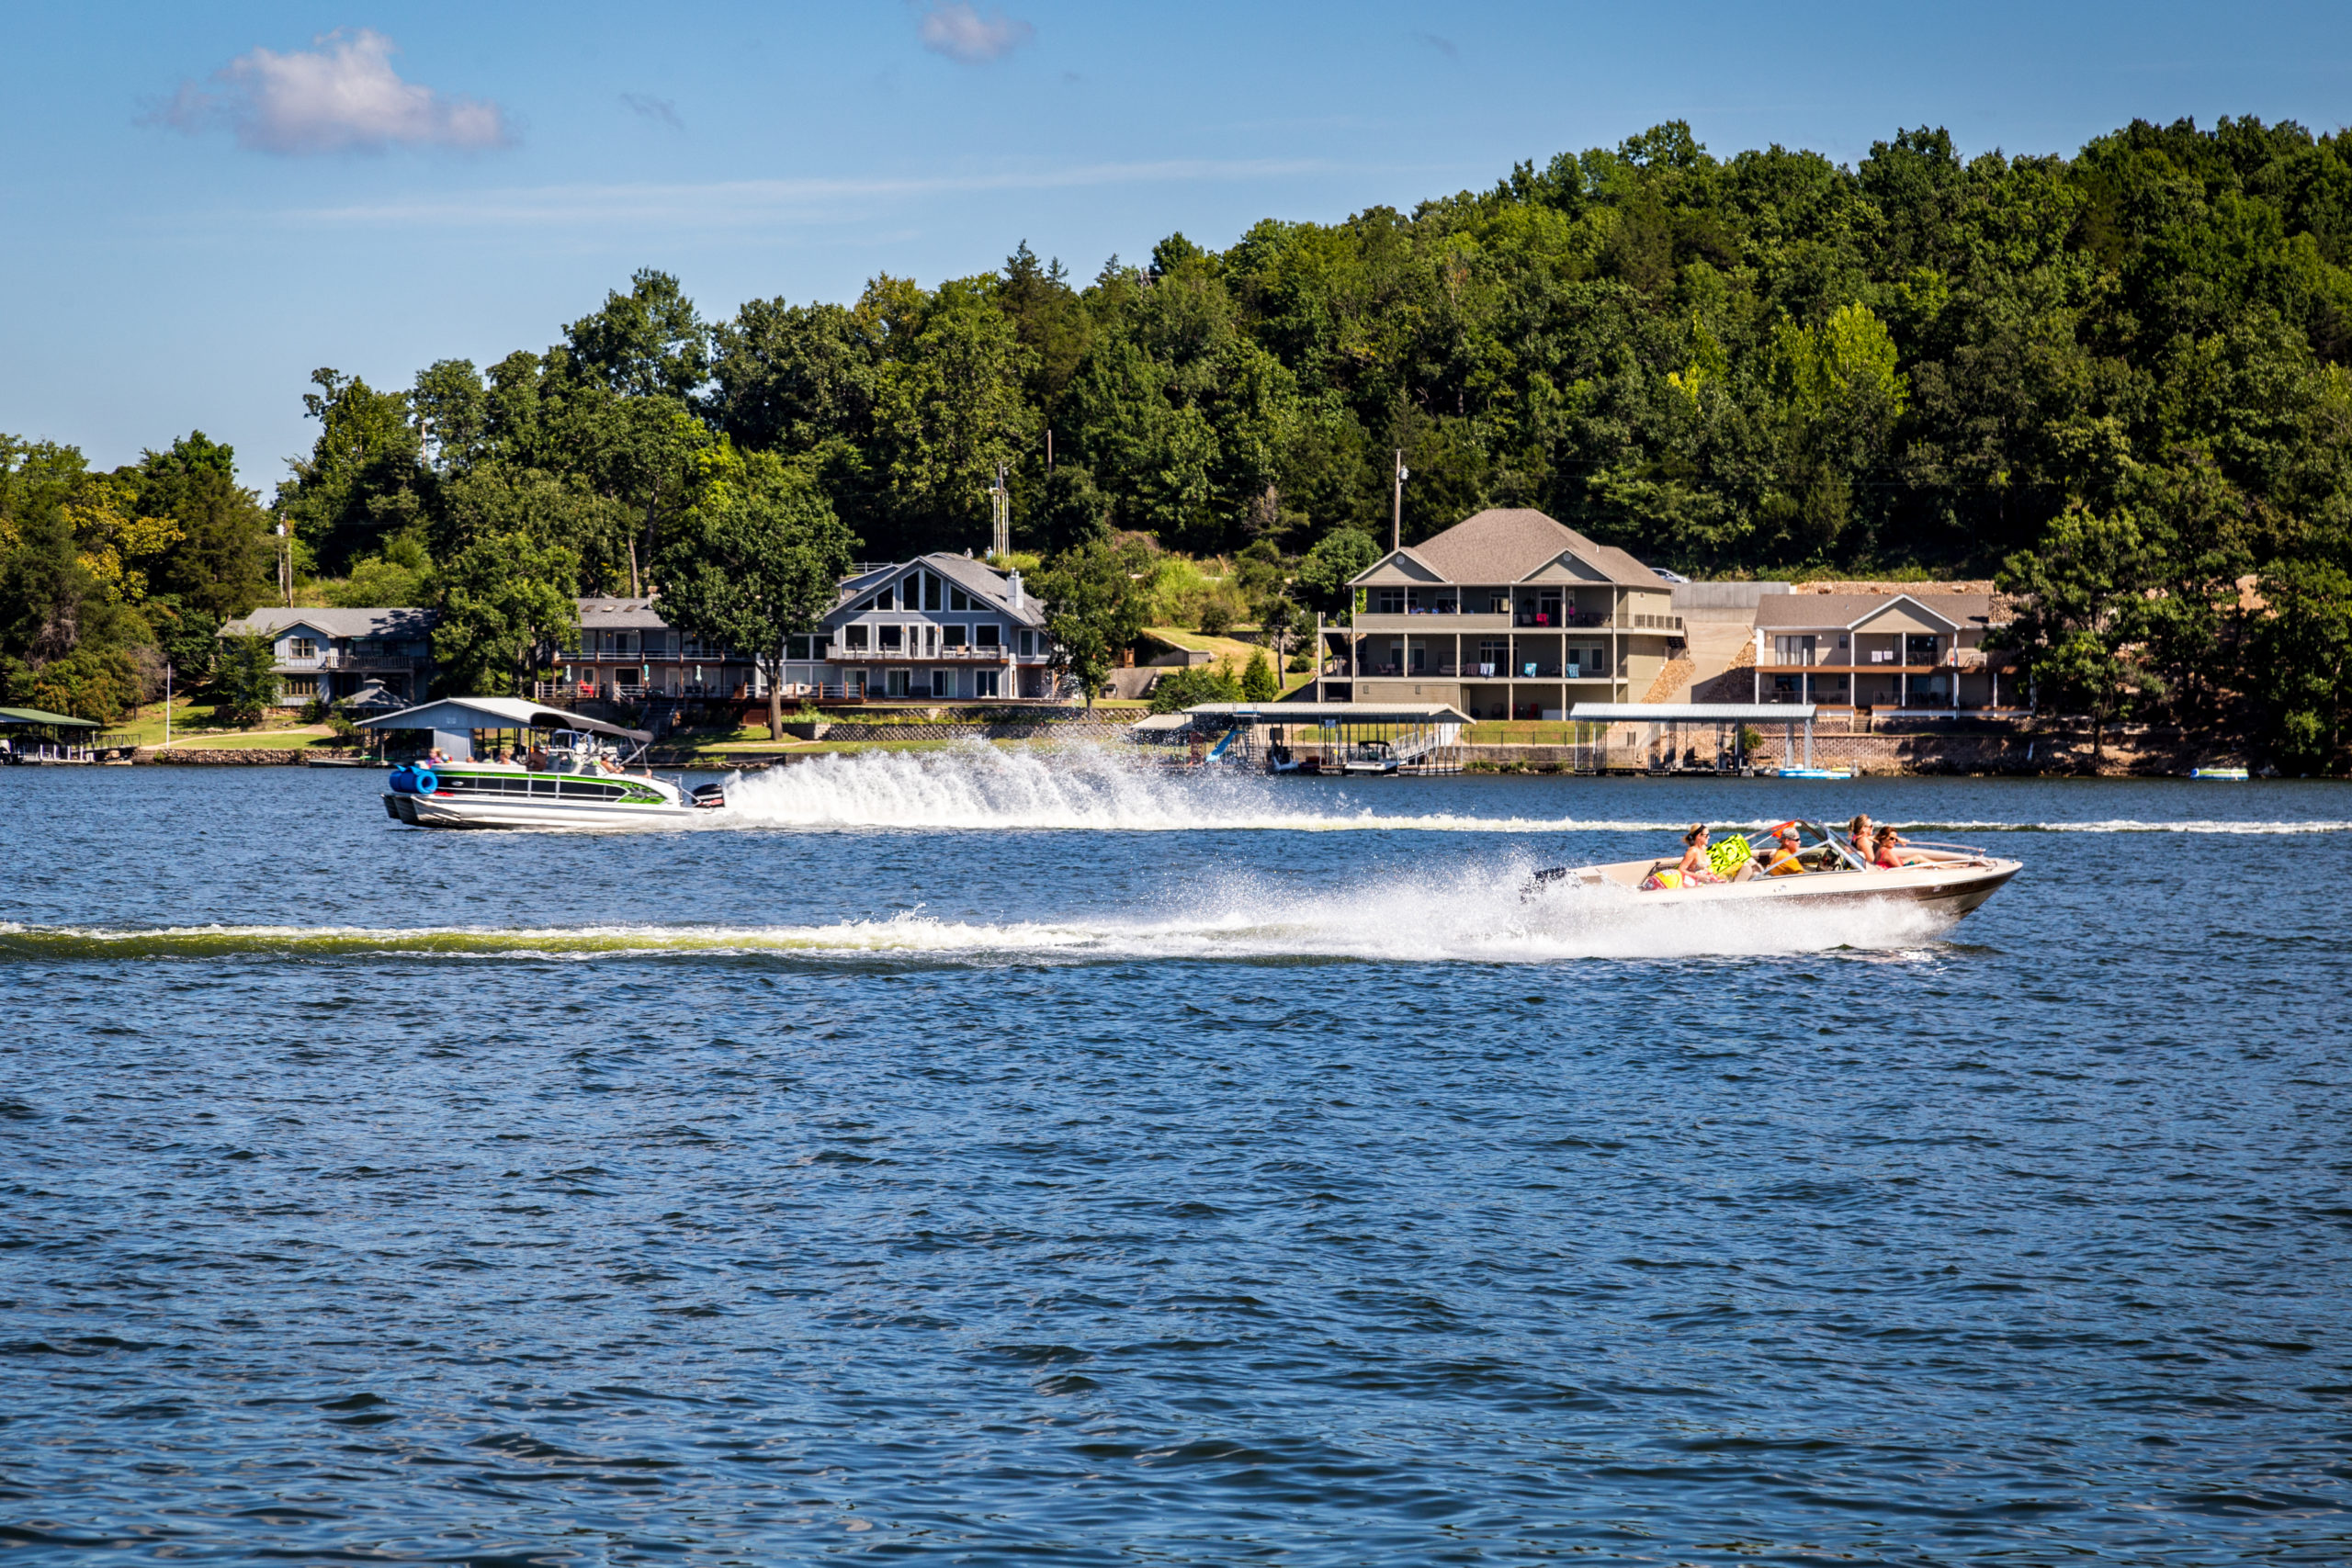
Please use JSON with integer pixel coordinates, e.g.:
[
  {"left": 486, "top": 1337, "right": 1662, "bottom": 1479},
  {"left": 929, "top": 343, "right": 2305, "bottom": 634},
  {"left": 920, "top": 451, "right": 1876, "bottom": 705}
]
[{"left": 1677, "top": 824, "right": 1728, "bottom": 885}]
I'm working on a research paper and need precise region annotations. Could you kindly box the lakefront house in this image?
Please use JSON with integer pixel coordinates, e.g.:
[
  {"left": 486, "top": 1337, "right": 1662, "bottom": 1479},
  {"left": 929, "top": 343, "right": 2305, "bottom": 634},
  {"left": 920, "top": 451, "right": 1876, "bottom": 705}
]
[
  {"left": 217, "top": 606, "right": 437, "bottom": 711},
  {"left": 1325, "top": 508, "right": 1684, "bottom": 719},
  {"left": 1750, "top": 592, "right": 2013, "bottom": 712},
  {"left": 554, "top": 554, "right": 1061, "bottom": 705}
]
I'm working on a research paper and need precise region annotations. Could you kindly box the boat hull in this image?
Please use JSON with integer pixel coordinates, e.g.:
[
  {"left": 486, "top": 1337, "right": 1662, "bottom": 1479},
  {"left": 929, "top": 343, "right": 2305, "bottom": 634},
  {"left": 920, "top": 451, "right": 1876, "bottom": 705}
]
[
  {"left": 382, "top": 790, "right": 696, "bottom": 829},
  {"left": 1543, "top": 857, "right": 2020, "bottom": 922}
]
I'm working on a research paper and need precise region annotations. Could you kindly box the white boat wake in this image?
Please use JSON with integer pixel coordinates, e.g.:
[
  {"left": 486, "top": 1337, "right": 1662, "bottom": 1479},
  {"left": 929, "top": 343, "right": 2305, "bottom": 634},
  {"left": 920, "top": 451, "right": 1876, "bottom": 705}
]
[
  {"left": 0, "top": 867, "right": 1954, "bottom": 965},
  {"left": 700, "top": 743, "right": 1578, "bottom": 833},
  {"left": 686, "top": 747, "right": 2350, "bottom": 837}
]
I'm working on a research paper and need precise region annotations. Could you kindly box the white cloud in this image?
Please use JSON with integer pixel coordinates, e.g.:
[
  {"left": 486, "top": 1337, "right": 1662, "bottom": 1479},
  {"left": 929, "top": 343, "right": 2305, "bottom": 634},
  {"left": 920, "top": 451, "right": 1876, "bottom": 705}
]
[
  {"left": 918, "top": 3, "right": 1035, "bottom": 64},
  {"left": 156, "top": 29, "right": 511, "bottom": 154}
]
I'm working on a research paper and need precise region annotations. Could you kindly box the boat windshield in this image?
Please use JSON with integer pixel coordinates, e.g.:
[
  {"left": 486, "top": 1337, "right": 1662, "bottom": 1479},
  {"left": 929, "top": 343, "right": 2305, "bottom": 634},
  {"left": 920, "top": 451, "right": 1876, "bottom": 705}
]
[{"left": 1740, "top": 819, "right": 1868, "bottom": 874}]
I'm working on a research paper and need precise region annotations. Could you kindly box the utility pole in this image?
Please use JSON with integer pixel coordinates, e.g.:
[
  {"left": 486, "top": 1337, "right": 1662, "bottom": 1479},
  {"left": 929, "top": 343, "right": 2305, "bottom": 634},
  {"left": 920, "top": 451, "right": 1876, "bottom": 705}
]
[
  {"left": 990, "top": 462, "right": 1011, "bottom": 562},
  {"left": 164, "top": 662, "right": 172, "bottom": 748},
  {"left": 275, "top": 522, "right": 292, "bottom": 605},
  {"left": 1391, "top": 449, "right": 1408, "bottom": 553}
]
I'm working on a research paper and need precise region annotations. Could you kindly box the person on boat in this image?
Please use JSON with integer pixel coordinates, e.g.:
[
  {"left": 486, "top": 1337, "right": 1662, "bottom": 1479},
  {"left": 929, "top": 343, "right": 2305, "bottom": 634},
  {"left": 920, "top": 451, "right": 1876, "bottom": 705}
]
[
  {"left": 1675, "top": 824, "right": 1728, "bottom": 885},
  {"left": 1871, "top": 825, "right": 1924, "bottom": 869},
  {"left": 1846, "top": 814, "right": 1874, "bottom": 858},
  {"left": 1760, "top": 825, "right": 1809, "bottom": 876},
  {"left": 526, "top": 742, "right": 548, "bottom": 772}
]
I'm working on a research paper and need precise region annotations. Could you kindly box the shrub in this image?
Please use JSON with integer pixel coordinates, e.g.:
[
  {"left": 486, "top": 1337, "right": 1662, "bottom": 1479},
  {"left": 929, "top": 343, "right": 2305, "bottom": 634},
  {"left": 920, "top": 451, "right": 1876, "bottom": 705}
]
[
  {"left": 1148, "top": 660, "right": 1241, "bottom": 714},
  {"left": 1240, "top": 648, "right": 1278, "bottom": 701}
]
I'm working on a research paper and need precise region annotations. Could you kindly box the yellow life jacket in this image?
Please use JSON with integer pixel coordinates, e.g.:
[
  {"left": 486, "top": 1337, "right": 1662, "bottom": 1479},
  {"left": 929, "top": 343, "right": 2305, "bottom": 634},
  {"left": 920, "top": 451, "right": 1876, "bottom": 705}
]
[{"left": 1646, "top": 867, "right": 1684, "bottom": 890}]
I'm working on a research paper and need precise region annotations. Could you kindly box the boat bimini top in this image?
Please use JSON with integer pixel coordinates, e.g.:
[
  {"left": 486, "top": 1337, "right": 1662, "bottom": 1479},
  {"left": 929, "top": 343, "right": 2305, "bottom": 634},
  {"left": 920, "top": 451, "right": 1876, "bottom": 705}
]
[{"left": 358, "top": 696, "right": 654, "bottom": 757}]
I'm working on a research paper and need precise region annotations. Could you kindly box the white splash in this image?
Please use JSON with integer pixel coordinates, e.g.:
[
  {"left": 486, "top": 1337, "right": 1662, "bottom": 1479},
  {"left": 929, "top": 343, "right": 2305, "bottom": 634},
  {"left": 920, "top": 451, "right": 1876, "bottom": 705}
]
[
  {"left": 704, "top": 743, "right": 1582, "bottom": 834},
  {"left": 0, "top": 866, "right": 1954, "bottom": 964}
]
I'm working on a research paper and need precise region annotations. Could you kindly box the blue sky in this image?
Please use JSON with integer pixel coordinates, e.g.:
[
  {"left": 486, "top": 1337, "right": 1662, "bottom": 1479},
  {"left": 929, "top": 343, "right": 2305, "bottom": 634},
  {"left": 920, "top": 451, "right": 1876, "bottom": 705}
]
[{"left": 5, "top": 1, "right": 2348, "bottom": 492}]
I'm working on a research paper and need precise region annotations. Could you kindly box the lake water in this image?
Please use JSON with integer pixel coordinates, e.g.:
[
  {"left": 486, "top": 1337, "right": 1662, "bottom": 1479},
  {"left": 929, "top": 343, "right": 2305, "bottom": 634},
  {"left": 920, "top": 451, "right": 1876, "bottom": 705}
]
[{"left": 4, "top": 750, "right": 2348, "bottom": 1565}]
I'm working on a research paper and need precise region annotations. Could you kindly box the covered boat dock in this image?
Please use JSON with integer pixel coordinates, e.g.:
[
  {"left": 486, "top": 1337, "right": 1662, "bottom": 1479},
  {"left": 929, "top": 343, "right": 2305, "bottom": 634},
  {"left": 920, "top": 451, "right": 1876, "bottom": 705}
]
[
  {"left": 1567, "top": 702, "right": 1821, "bottom": 773},
  {"left": 0, "top": 706, "right": 106, "bottom": 764}
]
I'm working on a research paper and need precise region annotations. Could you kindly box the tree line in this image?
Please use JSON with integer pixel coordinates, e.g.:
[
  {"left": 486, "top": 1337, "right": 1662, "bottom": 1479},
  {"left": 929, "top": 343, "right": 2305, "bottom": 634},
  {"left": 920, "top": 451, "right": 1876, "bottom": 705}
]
[{"left": 1, "top": 115, "right": 2346, "bottom": 764}]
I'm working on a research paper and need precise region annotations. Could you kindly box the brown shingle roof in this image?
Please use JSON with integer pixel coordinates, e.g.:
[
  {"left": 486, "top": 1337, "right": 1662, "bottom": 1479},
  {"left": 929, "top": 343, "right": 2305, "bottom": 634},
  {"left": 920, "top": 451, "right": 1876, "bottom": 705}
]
[
  {"left": 1752, "top": 592, "right": 1998, "bottom": 629},
  {"left": 1358, "top": 508, "right": 1668, "bottom": 589}
]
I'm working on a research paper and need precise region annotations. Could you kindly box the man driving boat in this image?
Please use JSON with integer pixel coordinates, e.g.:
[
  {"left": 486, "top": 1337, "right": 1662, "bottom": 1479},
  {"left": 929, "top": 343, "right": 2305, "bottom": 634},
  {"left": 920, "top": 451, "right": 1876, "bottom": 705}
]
[{"left": 1759, "top": 824, "right": 1809, "bottom": 875}]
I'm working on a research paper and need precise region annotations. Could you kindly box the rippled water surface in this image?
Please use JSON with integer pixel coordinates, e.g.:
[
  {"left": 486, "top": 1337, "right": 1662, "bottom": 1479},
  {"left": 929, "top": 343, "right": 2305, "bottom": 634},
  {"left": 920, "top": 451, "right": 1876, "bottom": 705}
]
[{"left": 3, "top": 754, "right": 2348, "bottom": 1565}]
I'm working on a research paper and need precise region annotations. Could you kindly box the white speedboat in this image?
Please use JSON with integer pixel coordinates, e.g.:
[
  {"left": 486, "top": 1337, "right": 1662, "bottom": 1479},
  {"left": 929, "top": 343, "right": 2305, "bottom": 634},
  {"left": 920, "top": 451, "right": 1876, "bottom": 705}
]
[
  {"left": 1530, "top": 819, "right": 2018, "bottom": 921},
  {"left": 359, "top": 696, "right": 725, "bottom": 829}
]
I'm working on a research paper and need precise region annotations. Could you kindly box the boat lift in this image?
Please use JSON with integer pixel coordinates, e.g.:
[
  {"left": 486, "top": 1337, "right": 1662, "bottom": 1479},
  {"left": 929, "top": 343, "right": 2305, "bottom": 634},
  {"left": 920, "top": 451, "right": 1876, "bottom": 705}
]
[
  {"left": 1148, "top": 702, "right": 1473, "bottom": 775},
  {"left": 1566, "top": 702, "right": 1822, "bottom": 774}
]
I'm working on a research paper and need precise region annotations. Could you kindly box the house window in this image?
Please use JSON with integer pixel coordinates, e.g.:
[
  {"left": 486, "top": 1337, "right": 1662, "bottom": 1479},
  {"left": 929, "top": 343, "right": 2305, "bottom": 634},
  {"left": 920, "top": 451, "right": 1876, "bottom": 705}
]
[
  {"left": 880, "top": 625, "right": 903, "bottom": 650},
  {"left": 875, "top": 581, "right": 896, "bottom": 611},
  {"left": 975, "top": 669, "right": 1001, "bottom": 698},
  {"left": 1016, "top": 629, "right": 1034, "bottom": 656},
  {"left": 974, "top": 624, "right": 1001, "bottom": 649},
  {"left": 786, "top": 635, "right": 813, "bottom": 660},
  {"left": 931, "top": 670, "right": 949, "bottom": 697},
  {"left": 887, "top": 669, "right": 910, "bottom": 697},
  {"left": 280, "top": 675, "right": 317, "bottom": 698},
  {"left": 942, "top": 625, "right": 967, "bottom": 648},
  {"left": 844, "top": 626, "right": 869, "bottom": 650},
  {"left": 1905, "top": 634, "right": 1940, "bottom": 663},
  {"left": 1408, "top": 644, "right": 1425, "bottom": 672},
  {"left": 924, "top": 573, "right": 942, "bottom": 612},
  {"left": 950, "top": 586, "right": 972, "bottom": 611},
  {"left": 288, "top": 637, "right": 317, "bottom": 660},
  {"left": 1374, "top": 588, "right": 1404, "bottom": 615}
]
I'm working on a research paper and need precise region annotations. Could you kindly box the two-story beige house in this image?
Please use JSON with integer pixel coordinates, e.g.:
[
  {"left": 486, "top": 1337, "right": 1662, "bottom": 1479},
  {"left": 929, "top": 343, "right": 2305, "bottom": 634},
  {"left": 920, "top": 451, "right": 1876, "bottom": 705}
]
[
  {"left": 1751, "top": 592, "right": 2011, "bottom": 711},
  {"left": 1326, "top": 509, "right": 1682, "bottom": 720}
]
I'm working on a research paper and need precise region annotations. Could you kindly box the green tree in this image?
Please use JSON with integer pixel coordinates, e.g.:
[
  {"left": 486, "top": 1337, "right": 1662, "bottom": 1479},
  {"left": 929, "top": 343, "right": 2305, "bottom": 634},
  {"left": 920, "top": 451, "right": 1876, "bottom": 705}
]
[
  {"left": 1240, "top": 646, "right": 1279, "bottom": 700},
  {"left": 655, "top": 447, "right": 857, "bottom": 739},
  {"left": 1032, "top": 537, "right": 1153, "bottom": 707},
  {"left": 433, "top": 533, "right": 582, "bottom": 695},
  {"left": 2245, "top": 558, "right": 2352, "bottom": 772},
  {"left": 1291, "top": 528, "right": 1382, "bottom": 618},
  {"left": 211, "top": 631, "right": 280, "bottom": 725},
  {"left": 1994, "top": 505, "right": 2166, "bottom": 768},
  {"left": 277, "top": 370, "right": 431, "bottom": 572}
]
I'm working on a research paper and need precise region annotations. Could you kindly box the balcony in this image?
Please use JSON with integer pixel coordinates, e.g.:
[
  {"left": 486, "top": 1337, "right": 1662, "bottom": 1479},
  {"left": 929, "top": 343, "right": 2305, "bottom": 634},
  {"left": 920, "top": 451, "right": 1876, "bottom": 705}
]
[
  {"left": 828, "top": 643, "right": 1046, "bottom": 662},
  {"left": 275, "top": 651, "right": 427, "bottom": 671}
]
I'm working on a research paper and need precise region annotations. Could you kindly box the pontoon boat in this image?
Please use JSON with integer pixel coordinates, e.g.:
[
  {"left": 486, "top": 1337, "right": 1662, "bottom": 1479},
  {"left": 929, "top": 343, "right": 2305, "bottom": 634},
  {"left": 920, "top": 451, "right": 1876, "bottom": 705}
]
[
  {"left": 359, "top": 697, "right": 726, "bottom": 829},
  {"left": 1529, "top": 819, "right": 2018, "bottom": 922}
]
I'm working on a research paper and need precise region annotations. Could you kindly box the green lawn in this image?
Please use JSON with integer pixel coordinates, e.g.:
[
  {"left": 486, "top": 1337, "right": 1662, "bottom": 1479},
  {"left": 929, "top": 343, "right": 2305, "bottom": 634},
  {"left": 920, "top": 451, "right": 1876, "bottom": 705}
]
[{"left": 114, "top": 696, "right": 348, "bottom": 750}]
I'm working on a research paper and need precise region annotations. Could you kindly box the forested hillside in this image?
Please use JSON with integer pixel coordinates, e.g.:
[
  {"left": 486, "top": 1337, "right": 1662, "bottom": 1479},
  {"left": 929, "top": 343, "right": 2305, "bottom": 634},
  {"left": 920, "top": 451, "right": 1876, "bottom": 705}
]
[{"left": 4, "top": 117, "right": 2349, "bottom": 762}]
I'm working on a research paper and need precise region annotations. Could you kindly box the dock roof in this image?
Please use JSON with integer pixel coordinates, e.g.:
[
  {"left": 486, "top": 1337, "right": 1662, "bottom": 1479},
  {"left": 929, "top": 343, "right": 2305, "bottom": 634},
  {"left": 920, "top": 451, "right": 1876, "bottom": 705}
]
[
  {"left": 1570, "top": 702, "right": 1818, "bottom": 722},
  {"left": 0, "top": 706, "right": 99, "bottom": 728}
]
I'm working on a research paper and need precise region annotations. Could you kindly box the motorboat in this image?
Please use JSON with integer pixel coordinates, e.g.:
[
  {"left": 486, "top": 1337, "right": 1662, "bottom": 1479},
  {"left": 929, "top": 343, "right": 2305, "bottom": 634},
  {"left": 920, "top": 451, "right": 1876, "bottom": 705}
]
[
  {"left": 1529, "top": 819, "right": 2018, "bottom": 922},
  {"left": 359, "top": 696, "right": 725, "bottom": 829}
]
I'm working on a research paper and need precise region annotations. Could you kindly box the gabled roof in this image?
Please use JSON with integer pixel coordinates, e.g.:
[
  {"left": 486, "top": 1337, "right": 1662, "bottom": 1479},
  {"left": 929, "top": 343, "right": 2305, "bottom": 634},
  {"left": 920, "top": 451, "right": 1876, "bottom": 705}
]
[
  {"left": 580, "top": 597, "right": 671, "bottom": 630},
  {"left": 1350, "top": 508, "right": 1668, "bottom": 591},
  {"left": 831, "top": 553, "right": 1049, "bottom": 628},
  {"left": 220, "top": 606, "right": 436, "bottom": 640},
  {"left": 1752, "top": 592, "right": 1997, "bottom": 632}
]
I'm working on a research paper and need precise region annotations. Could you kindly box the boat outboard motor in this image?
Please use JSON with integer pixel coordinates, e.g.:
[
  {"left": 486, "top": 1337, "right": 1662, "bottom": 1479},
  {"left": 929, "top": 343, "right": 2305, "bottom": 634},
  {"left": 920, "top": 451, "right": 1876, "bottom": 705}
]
[{"left": 690, "top": 781, "right": 728, "bottom": 809}]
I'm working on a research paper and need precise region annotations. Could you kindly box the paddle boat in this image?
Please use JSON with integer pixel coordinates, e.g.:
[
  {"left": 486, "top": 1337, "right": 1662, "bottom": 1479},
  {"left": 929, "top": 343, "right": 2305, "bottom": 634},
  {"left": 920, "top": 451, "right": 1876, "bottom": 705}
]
[
  {"left": 360, "top": 697, "right": 726, "bottom": 829},
  {"left": 1529, "top": 819, "right": 2019, "bottom": 922}
]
